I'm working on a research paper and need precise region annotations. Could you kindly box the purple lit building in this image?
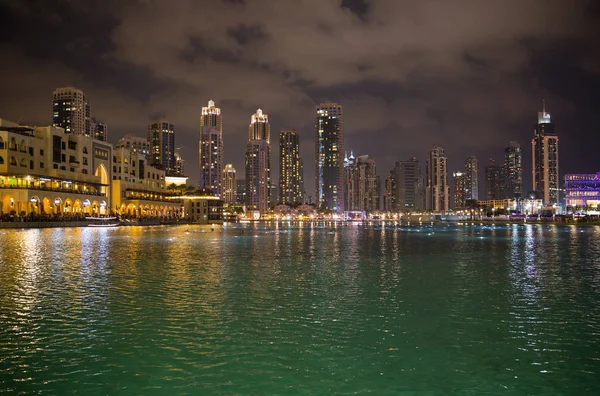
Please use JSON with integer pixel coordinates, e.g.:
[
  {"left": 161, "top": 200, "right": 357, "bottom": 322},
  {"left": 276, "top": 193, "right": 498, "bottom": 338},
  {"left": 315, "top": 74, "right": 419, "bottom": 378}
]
[{"left": 565, "top": 172, "right": 600, "bottom": 209}]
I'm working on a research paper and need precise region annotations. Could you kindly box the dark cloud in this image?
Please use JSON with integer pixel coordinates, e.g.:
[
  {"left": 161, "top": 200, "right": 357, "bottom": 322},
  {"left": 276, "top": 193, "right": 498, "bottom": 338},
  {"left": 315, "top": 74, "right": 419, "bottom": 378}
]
[{"left": 0, "top": 0, "right": 599, "bottom": 198}]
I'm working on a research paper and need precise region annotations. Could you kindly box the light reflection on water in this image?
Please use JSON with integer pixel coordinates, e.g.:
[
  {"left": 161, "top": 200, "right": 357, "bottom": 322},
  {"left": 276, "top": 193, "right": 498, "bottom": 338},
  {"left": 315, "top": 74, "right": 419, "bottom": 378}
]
[{"left": 0, "top": 223, "right": 599, "bottom": 394}]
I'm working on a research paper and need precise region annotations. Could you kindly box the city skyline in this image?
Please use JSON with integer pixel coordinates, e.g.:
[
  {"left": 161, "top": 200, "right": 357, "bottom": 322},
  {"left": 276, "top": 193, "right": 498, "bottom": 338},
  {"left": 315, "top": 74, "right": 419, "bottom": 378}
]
[{"left": 0, "top": 1, "right": 599, "bottom": 200}]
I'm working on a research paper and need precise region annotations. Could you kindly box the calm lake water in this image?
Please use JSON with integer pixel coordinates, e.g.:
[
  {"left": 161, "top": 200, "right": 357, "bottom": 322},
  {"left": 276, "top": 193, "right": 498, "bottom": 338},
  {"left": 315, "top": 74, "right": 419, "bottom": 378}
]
[{"left": 1, "top": 222, "right": 599, "bottom": 394}]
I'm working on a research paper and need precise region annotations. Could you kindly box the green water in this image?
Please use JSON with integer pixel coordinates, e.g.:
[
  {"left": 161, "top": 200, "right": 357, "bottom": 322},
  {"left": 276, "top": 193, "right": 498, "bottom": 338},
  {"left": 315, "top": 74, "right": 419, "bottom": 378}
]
[{"left": 1, "top": 223, "right": 599, "bottom": 394}]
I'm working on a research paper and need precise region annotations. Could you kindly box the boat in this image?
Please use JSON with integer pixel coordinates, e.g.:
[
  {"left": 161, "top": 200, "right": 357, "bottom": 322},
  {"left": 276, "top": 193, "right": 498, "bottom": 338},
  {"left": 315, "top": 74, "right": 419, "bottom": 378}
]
[{"left": 86, "top": 216, "right": 120, "bottom": 227}]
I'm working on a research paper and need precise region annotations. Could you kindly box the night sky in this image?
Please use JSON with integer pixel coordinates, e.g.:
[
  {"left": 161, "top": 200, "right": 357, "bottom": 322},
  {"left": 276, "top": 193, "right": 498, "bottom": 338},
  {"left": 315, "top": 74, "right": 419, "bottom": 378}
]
[{"left": 1, "top": 0, "right": 599, "bottom": 200}]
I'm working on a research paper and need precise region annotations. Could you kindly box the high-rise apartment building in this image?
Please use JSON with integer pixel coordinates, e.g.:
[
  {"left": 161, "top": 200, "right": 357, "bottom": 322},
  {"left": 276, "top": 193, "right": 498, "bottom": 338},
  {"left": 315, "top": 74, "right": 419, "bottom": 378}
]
[
  {"left": 148, "top": 120, "right": 175, "bottom": 174},
  {"left": 315, "top": 102, "right": 344, "bottom": 213},
  {"left": 532, "top": 102, "right": 559, "bottom": 205},
  {"left": 383, "top": 170, "right": 395, "bottom": 212},
  {"left": 504, "top": 141, "right": 522, "bottom": 199},
  {"left": 344, "top": 154, "right": 379, "bottom": 213},
  {"left": 426, "top": 146, "right": 449, "bottom": 212},
  {"left": 485, "top": 161, "right": 504, "bottom": 200},
  {"left": 90, "top": 117, "right": 107, "bottom": 141},
  {"left": 52, "top": 87, "right": 91, "bottom": 136},
  {"left": 174, "top": 148, "right": 184, "bottom": 176},
  {"left": 464, "top": 156, "right": 478, "bottom": 201},
  {"left": 222, "top": 164, "right": 237, "bottom": 205},
  {"left": 245, "top": 109, "right": 271, "bottom": 214},
  {"left": 116, "top": 135, "right": 151, "bottom": 158},
  {"left": 453, "top": 171, "right": 467, "bottom": 210},
  {"left": 199, "top": 100, "right": 223, "bottom": 196},
  {"left": 393, "top": 157, "right": 425, "bottom": 211},
  {"left": 279, "top": 129, "right": 304, "bottom": 205}
]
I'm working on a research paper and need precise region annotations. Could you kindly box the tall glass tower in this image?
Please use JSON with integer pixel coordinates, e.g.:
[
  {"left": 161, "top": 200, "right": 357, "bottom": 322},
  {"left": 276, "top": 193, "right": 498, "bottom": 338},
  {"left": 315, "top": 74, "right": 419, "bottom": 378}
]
[
  {"left": 245, "top": 109, "right": 271, "bottom": 214},
  {"left": 315, "top": 102, "right": 344, "bottom": 212},
  {"left": 532, "top": 102, "right": 559, "bottom": 205},
  {"left": 199, "top": 100, "right": 223, "bottom": 196},
  {"left": 147, "top": 120, "right": 175, "bottom": 174},
  {"left": 279, "top": 129, "right": 304, "bottom": 205}
]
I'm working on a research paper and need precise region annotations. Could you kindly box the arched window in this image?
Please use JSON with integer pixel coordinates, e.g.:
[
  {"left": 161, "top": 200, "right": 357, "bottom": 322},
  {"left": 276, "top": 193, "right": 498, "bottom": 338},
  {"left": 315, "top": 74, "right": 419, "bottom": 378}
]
[
  {"left": 10, "top": 156, "right": 17, "bottom": 166},
  {"left": 20, "top": 158, "right": 27, "bottom": 167},
  {"left": 82, "top": 169, "right": 88, "bottom": 174},
  {"left": 9, "top": 138, "right": 17, "bottom": 150},
  {"left": 20, "top": 140, "right": 27, "bottom": 153},
  {"left": 0, "top": 136, "right": 4, "bottom": 149},
  {"left": 0, "top": 156, "right": 4, "bottom": 164},
  {"left": 83, "top": 147, "right": 88, "bottom": 154}
]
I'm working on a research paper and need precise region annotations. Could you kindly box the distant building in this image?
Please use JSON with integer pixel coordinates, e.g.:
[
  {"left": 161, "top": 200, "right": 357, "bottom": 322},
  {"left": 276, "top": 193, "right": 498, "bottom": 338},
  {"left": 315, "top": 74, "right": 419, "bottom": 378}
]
[
  {"left": 180, "top": 194, "right": 224, "bottom": 224},
  {"left": 394, "top": 157, "right": 424, "bottom": 211},
  {"left": 315, "top": 102, "right": 344, "bottom": 212},
  {"left": 199, "top": 100, "right": 223, "bottom": 197},
  {"left": 174, "top": 148, "right": 184, "bottom": 176},
  {"left": 52, "top": 87, "right": 91, "bottom": 136},
  {"left": 222, "top": 164, "right": 237, "bottom": 205},
  {"left": 279, "top": 129, "right": 304, "bottom": 205},
  {"left": 485, "top": 161, "right": 504, "bottom": 200},
  {"left": 148, "top": 120, "right": 175, "bottom": 174},
  {"left": 236, "top": 179, "right": 246, "bottom": 206},
  {"left": 464, "top": 156, "right": 478, "bottom": 200},
  {"left": 532, "top": 102, "right": 559, "bottom": 205},
  {"left": 116, "top": 135, "right": 150, "bottom": 158},
  {"left": 245, "top": 109, "right": 271, "bottom": 214},
  {"left": 344, "top": 154, "right": 379, "bottom": 213},
  {"left": 504, "top": 141, "right": 522, "bottom": 199},
  {"left": 90, "top": 117, "right": 107, "bottom": 142},
  {"left": 383, "top": 170, "right": 395, "bottom": 211},
  {"left": 426, "top": 145, "right": 449, "bottom": 212},
  {"left": 565, "top": 172, "right": 600, "bottom": 209},
  {"left": 453, "top": 171, "right": 467, "bottom": 210}
]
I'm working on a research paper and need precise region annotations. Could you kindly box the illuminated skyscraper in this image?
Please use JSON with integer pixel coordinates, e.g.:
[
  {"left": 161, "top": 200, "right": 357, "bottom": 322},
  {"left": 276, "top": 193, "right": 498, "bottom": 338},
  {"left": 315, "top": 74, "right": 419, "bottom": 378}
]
[
  {"left": 315, "top": 102, "right": 344, "bottom": 212},
  {"left": 279, "top": 129, "right": 304, "bottom": 205},
  {"left": 344, "top": 154, "right": 379, "bottom": 213},
  {"left": 532, "top": 102, "right": 559, "bottom": 205},
  {"left": 222, "top": 164, "right": 237, "bottom": 205},
  {"left": 90, "top": 117, "right": 107, "bottom": 141},
  {"left": 116, "top": 135, "right": 150, "bottom": 158},
  {"left": 464, "top": 156, "right": 478, "bottom": 200},
  {"left": 383, "top": 170, "right": 395, "bottom": 212},
  {"left": 199, "top": 100, "right": 223, "bottom": 196},
  {"left": 426, "top": 145, "right": 449, "bottom": 212},
  {"left": 174, "top": 148, "right": 184, "bottom": 176},
  {"left": 148, "top": 120, "right": 175, "bottom": 174},
  {"left": 52, "top": 87, "right": 91, "bottom": 135},
  {"left": 504, "top": 141, "right": 522, "bottom": 198},
  {"left": 453, "top": 171, "right": 467, "bottom": 209},
  {"left": 245, "top": 109, "right": 271, "bottom": 214},
  {"left": 485, "top": 161, "right": 504, "bottom": 200}
]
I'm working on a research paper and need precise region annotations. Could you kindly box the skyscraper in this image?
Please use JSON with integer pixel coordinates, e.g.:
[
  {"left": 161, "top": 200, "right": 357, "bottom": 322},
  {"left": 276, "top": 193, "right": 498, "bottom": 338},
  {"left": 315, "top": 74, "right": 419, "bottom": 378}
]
[
  {"left": 453, "top": 171, "right": 467, "bottom": 210},
  {"left": 504, "top": 141, "right": 522, "bottom": 199},
  {"left": 485, "top": 160, "right": 504, "bottom": 200},
  {"left": 52, "top": 87, "right": 90, "bottom": 135},
  {"left": 148, "top": 120, "right": 175, "bottom": 174},
  {"left": 426, "top": 145, "right": 449, "bottom": 212},
  {"left": 279, "top": 129, "right": 304, "bottom": 205},
  {"left": 383, "top": 170, "right": 395, "bottom": 212},
  {"left": 222, "top": 164, "right": 237, "bottom": 205},
  {"left": 532, "top": 102, "right": 559, "bottom": 205},
  {"left": 393, "top": 158, "right": 425, "bottom": 211},
  {"left": 199, "top": 100, "right": 223, "bottom": 196},
  {"left": 245, "top": 109, "right": 271, "bottom": 214},
  {"left": 90, "top": 117, "right": 107, "bottom": 141},
  {"left": 174, "top": 148, "right": 185, "bottom": 176},
  {"left": 344, "top": 154, "right": 379, "bottom": 213},
  {"left": 464, "top": 156, "right": 479, "bottom": 201},
  {"left": 315, "top": 102, "right": 344, "bottom": 213},
  {"left": 116, "top": 135, "right": 151, "bottom": 158}
]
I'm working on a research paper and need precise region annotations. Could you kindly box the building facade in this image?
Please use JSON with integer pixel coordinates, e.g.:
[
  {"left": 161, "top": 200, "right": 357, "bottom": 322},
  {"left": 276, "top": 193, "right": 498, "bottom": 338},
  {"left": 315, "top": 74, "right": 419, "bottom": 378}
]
[
  {"left": 532, "top": 103, "right": 559, "bottom": 205},
  {"left": 90, "top": 117, "right": 107, "bottom": 142},
  {"left": 453, "top": 171, "right": 467, "bottom": 210},
  {"left": 565, "top": 172, "right": 600, "bottom": 209},
  {"left": 148, "top": 120, "right": 175, "bottom": 175},
  {"left": 315, "top": 102, "right": 344, "bottom": 213},
  {"left": 426, "top": 145, "right": 449, "bottom": 212},
  {"left": 245, "top": 109, "right": 271, "bottom": 215},
  {"left": 504, "top": 141, "right": 522, "bottom": 199},
  {"left": 222, "top": 164, "right": 237, "bottom": 205},
  {"left": 464, "top": 156, "right": 478, "bottom": 201},
  {"left": 394, "top": 157, "right": 424, "bottom": 211},
  {"left": 52, "top": 87, "right": 91, "bottom": 136},
  {"left": 0, "top": 118, "right": 112, "bottom": 218},
  {"left": 199, "top": 100, "right": 223, "bottom": 196},
  {"left": 383, "top": 170, "right": 395, "bottom": 212},
  {"left": 344, "top": 154, "right": 379, "bottom": 213},
  {"left": 485, "top": 163, "right": 504, "bottom": 200},
  {"left": 279, "top": 129, "right": 304, "bottom": 205},
  {"left": 116, "top": 135, "right": 150, "bottom": 158}
]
